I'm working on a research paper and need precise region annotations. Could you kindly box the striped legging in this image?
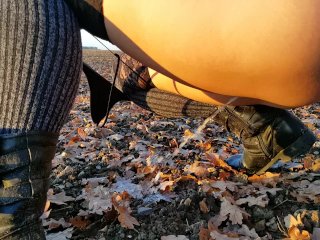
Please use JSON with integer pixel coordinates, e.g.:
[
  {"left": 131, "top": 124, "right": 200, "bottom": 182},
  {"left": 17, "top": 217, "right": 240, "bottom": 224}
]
[
  {"left": 0, "top": 0, "right": 82, "bottom": 134},
  {"left": 0, "top": 1, "right": 82, "bottom": 239}
]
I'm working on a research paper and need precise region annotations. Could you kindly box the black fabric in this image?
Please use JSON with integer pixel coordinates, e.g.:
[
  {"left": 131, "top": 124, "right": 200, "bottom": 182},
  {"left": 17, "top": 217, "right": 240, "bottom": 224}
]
[
  {"left": 64, "top": 0, "right": 109, "bottom": 40},
  {"left": 83, "top": 62, "right": 128, "bottom": 124}
]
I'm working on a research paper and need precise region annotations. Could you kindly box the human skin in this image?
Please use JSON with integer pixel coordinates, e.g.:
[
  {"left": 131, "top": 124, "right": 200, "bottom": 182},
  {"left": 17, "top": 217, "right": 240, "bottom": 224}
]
[
  {"left": 147, "top": 68, "right": 270, "bottom": 107},
  {"left": 102, "top": 0, "right": 320, "bottom": 108}
]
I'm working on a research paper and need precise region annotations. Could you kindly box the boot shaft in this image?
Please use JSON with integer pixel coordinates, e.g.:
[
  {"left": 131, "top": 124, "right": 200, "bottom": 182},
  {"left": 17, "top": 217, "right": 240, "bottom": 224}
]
[{"left": 0, "top": 132, "right": 58, "bottom": 240}]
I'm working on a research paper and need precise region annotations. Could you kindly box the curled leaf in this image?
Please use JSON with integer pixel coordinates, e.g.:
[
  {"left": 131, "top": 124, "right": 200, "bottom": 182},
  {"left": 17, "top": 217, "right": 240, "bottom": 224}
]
[{"left": 288, "top": 226, "right": 310, "bottom": 240}]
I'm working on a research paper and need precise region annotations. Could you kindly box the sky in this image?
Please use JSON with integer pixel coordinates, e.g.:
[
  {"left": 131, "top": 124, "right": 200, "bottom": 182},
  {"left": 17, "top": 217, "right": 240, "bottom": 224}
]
[{"left": 81, "top": 30, "right": 119, "bottom": 50}]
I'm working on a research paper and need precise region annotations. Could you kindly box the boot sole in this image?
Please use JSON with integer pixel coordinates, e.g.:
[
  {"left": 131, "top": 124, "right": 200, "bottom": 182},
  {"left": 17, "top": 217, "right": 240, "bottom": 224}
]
[{"left": 255, "top": 129, "right": 317, "bottom": 175}]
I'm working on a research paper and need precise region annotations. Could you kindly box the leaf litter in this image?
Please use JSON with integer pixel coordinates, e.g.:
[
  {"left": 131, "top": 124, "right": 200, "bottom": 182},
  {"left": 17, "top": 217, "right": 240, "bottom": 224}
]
[{"left": 45, "top": 50, "right": 320, "bottom": 240}]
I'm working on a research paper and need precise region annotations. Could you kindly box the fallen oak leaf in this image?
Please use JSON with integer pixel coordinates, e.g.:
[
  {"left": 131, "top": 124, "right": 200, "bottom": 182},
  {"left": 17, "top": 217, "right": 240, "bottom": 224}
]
[
  {"left": 235, "top": 194, "right": 269, "bottom": 207},
  {"left": 196, "top": 141, "right": 212, "bottom": 151},
  {"left": 184, "top": 129, "right": 194, "bottom": 138},
  {"left": 290, "top": 191, "right": 311, "bottom": 203},
  {"left": 67, "top": 135, "right": 81, "bottom": 146},
  {"left": 205, "top": 153, "right": 236, "bottom": 173},
  {"left": 211, "top": 180, "right": 241, "bottom": 193},
  {"left": 159, "top": 180, "right": 175, "bottom": 191},
  {"left": 185, "top": 161, "right": 209, "bottom": 178},
  {"left": 47, "top": 189, "right": 75, "bottom": 205},
  {"left": 77, "top": 127, "right": 87, "bottom": 140},
  {"left": 284, "top": 214, "right": 304, "bottom": 229},
  {"left": 176, "top": 175, "right": 198, "bottom": 183},
  {"left": 137, "top": 166, "right": 157, "bottom": 177},
  {"left": 117, "top": 206, "right": 140, "bottom": 230},
  {"left": 199, "top": 198, "right": 210, "bottom": 213},
  {"left": 198, "top": 226, "right": 211, "bottom": 240},
  {"left": 248, "top": 172, "right": 280, "bottom": 187},
  {"left": 206, "top": 221, "right": 239, "bottom": 240},
  {"left": 43, "top": 218, "right": 71, "bottom": 230},
  {"left": 312, "top": 159, "right": 320, "bottom": 172},
  {"left": 287, "top": 226, "right": 311, "bottom": 240},
  {"left": 111, "top": 192, "right": 140, "bottom": 230},
  {"left": 46, "top": 227, "right": 74, "bottom": 240},
  {"left": 219, "top": 197, "right": 250, "bottom": 225},
  {"left": 69, "top": 216, "right": 90, "bottom": 230}
]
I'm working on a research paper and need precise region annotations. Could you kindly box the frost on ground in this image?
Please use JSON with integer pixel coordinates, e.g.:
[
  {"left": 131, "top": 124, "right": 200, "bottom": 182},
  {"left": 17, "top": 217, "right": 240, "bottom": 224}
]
[{"left": 44, "top": 50, "right": 320, "bottom": 240}]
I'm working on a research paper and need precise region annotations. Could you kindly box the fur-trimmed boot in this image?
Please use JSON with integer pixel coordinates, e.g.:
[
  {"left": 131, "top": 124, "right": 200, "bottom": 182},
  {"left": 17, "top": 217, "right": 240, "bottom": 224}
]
[{"left": 0, "top": 132, "right": 58, "bottom": 239}]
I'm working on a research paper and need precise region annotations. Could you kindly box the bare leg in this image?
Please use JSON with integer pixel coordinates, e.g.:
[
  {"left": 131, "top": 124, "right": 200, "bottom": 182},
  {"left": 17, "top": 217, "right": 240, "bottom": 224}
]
[
  {"left": 103, "top": 0, "right": 320, "bottom": 107},
  {"left": 147, "top": 68, "right": 286, "bottom": 108}
]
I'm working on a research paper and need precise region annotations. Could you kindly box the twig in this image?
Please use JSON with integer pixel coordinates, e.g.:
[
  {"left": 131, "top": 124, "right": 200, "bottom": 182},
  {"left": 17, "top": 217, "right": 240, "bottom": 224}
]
[
  {"left": 272, "top": 199, "right": 289, "bottom": 209},
  {"left": 276, "top": 216, "right": 288, "bottom": 237}
]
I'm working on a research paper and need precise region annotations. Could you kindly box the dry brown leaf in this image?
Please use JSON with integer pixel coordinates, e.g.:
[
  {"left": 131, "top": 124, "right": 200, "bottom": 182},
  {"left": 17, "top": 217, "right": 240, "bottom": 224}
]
[
  {"left": 199, "top": 198, "right": 210, "bottom": 213},
  {"left": 312, "top": 159, "right": 320, "bottom": 172},
  {"left": 184, "top": 129, "right": 194, "bottom": 138},
  {"left": 208, "top": 217, "right": 221, "bottom": 232},
  {"left": 43, "top": 218, "right": 71, "bottom": 230},
  {"left": 248, "top": 172, "right": 280, "bottom": 187},
  {"left": 290, "top": 191, "right": 311, "bottom": 203},
  {"left": 69, "top": 216, "right": 90, "bottom": 230},
  {"left": 207, "top": 221, "right": 240, "bottom": 240},
  {"left": 198, "top": 226, "right": 211, "bottom": 240},
  {"left": 235, "top": 195, "right": 269, "bottom": 207},
  {"left": 218, "top": 171, "right": 231, "bottom": 181},
  {"left": 159, "top": 180, "right": 175, "bottom": 191},
  {"left": 47, "top": 189, "right": 75, "bottom": 205},
  {"left": 111, "top": 192, "right": 140, "bottom": 229},
  {"left": 197, "top": 141, "right": 212, "bottom": 151},
  {"left": 209, "top": 215, "right": 228, "bottom": 228},
  {"left": 176, "top": 175, "right": 198, "bottom": 183},
  {"left": 304, "top": 157, "right": 314, "bottom": 170},
  {"left": 137, "top": 166, "right": 157, "bottom": 176},
  {"left": 211, "top": 180, "right": 240, "bottom": 193},
  {"left": 44, "top": 200, "right": 51, "bottom": 212},
  {"left": 117, "top": 207, "right": 140, "bottom": 230},
  {"left": 187, "top": 161, "right": 209, "bottom": 178},
  {"left": 205, "top": 153, "right": 235, "bottom": 173},
  {"left": 284, "top": 214, "right": 303, "bottom": 229},
  {"left": 77, "top": 128, "right": 87, "bottom": 140},
  {"left": 67, "top": 135, "right": 81, "bottom": 146},
  {"left": 288, "top": 226, "right": 311, "bottom": 240},
  {"left": 219, "top": 197, "right": 249, "bottom": 225},
  {"left": 169, "top": 138, "right": 179, "bottom": 148}
]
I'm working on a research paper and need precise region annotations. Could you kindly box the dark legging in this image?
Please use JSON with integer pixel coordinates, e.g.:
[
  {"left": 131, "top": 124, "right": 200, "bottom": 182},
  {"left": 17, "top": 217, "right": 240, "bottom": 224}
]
[{"left": 0, "top": 0, "right": 82, "bottom": 134}]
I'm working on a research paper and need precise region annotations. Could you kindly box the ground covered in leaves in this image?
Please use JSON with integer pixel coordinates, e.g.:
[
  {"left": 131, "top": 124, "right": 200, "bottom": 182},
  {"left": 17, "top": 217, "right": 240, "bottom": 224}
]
[{"left": 44, "top": 50, "right": 320, "bottom": 240}]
